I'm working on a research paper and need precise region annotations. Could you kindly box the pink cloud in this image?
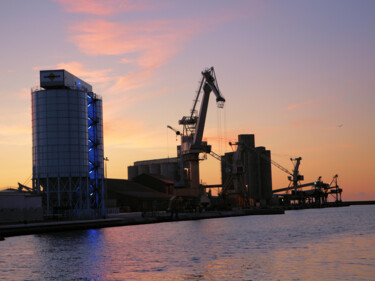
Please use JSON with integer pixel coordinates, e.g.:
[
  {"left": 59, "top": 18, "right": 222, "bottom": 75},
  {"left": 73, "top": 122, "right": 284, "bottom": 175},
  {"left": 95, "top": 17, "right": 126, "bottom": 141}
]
[
  {"left": 55, "top": 0, "right": 152, "bottom": 15},
  {"left": 285, "top": 100, "right": 312, "bottom": 111},
  {"left": 68, "top": 19, "right": 191, "bottom": 58},
  {"left": 109, "top": 70, "right": 154, "bottom": 95},
  {"left": 56, "top": 61, "right": 113, "bottom": 85},
  {"left": 67, "top": 19, "right": 198, "bottom": 96},
  {"left": 106, "top": 86, "right": 170, "bottom": 110},
  {"left": 290, "top": 119, "right": 322, "bottom": 128},
  {"left": 120, "top": 58, "right": 134, "bottom": 64},
  {"left": 58, "top": 2, "right": 252, "bottom": 117}
]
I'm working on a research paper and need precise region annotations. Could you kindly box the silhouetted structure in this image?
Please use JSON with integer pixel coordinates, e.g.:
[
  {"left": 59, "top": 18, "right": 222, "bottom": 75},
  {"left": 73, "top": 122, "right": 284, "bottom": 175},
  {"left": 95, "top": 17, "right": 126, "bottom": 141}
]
[
  {"left": 106, "top": 179, "right": 171, "bottom": 212},
  {"left": 32, "top": 70, "right": 104, "bottom": 218},
  {"left": 128, "top": 158, "right": 180, "bottom": 182},
  {"left": 221, "top": 134, "right": 273, "bottom": 207},
  {"left": 133, "top": 173, "right": 174, "bottom": 195},
  {"left": 0, "top": 189, "right": 43, "bottom": 223}
]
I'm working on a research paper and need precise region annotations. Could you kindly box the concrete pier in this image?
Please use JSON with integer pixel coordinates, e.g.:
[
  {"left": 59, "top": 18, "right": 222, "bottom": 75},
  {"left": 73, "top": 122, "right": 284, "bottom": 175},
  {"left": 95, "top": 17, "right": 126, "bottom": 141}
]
[{"left": 0, "top": 208, "right": 284, "bottom": 238}]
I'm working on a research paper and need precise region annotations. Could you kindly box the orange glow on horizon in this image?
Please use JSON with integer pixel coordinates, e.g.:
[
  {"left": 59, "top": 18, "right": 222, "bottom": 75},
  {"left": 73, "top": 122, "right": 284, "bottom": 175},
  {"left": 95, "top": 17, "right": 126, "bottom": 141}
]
[{"left": 0, "top": 1, "right": 374, "bottom": 202}]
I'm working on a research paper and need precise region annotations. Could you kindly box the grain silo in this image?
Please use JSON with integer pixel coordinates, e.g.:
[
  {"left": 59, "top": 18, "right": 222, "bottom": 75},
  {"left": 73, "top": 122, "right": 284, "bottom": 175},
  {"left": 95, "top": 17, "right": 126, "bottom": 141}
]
[
  {"left": 221, "top": 134, "right": 273, "bottom": 207},
  {"left": 32, "top": 70, "right": 104, "bottom": 218}
]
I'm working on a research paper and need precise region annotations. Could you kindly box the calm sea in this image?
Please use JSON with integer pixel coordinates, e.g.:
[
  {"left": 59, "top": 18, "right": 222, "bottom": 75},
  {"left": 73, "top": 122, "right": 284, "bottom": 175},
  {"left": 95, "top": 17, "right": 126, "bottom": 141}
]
[{"left": 0, "top": 205, "right": 374, "bottom": 281}]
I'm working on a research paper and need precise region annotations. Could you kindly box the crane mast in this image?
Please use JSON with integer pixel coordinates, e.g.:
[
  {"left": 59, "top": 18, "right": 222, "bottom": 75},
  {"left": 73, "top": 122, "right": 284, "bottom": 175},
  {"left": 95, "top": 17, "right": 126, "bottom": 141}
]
[
  {"left": 288, "top": 157, "right": 304, "bottom": 189},
  {"left": 177, "top": 67, "right": 225, "bottom": 195}
]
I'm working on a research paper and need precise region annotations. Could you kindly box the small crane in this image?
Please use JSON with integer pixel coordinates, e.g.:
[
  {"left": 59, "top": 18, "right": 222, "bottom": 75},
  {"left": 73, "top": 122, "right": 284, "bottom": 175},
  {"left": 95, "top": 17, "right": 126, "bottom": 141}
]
[
  {"left": 288, "top": 157, "right": 304, "bottom": 190},
  {"left": 227, "top": 141, "right": 303, "bottom": 189}
]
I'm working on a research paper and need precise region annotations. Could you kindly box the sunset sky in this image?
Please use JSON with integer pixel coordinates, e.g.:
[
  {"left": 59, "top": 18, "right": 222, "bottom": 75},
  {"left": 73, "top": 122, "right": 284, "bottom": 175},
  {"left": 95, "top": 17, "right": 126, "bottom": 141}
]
[{"left": 0, "top": 0, "right": 374, "bottom": 201}]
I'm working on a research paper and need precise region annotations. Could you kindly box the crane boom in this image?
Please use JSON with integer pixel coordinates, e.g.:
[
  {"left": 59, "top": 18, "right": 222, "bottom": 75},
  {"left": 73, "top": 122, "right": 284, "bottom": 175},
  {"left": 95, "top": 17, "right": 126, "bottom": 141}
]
[
  {"left": 207, "top": 150, "right": 222, "bottom": 162},
  {"left": 192, "top": 67, "right": 225, "bottom": 147},
  {"left": 189, "top": 78, "right": 205, "bottom": 120},
  {"left": 175, "top": 67, "right": 226, "bottom": 193},
  {"left": 270, "top": 159, "right": 292, "bottom": 175},
  {"left": 167, "top": 125, "right": 181, "bottom": 135},
  {"left": 202, "top": 68, "right": 225, "bottom": 106},
  {"left": 229, "top": 141, "right": 293, "bottom": 176}
]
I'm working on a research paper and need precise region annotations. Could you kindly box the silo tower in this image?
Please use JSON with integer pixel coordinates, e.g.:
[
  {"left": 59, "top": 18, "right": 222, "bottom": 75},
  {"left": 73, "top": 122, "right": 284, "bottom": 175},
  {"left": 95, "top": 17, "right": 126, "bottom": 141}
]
[{"left": 32, "top": 70, "right": 105, "bottom": 218}]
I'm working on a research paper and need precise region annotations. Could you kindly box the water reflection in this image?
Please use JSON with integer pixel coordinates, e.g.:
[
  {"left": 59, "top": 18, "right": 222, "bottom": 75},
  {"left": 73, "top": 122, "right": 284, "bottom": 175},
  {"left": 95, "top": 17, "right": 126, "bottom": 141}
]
[{"left": 0, "top": 206, "right": 374, "bottom": 280}]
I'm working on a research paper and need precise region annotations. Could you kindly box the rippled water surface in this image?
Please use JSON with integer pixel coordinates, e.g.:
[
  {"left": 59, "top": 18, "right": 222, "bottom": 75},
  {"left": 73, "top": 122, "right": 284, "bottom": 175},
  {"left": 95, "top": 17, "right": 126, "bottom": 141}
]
[{"left": 1, "top": 205, "right": 375, "bottom": 280}]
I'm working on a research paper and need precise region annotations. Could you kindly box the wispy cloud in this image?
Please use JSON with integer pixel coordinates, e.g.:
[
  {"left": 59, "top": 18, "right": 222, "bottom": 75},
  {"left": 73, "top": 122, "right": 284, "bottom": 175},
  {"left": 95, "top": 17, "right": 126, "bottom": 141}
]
[
  {"left": 67, "top": 18, "right": 195, "bottom": 61},
  {"left": 105, "top": 86, "right": 170, "bottom": 110},
  {"left": 53, "top": 0, "right": 255, "bottom": 149},
  {"left": 55, "top": 0, "right": 152, "bottom": 15},
  {"left": 67, "top": 18, "right": 200, "bottom": 96},
  {"left": 56, "top": 61, "right": 113, "bottom": 85},
  {"left": 120, "top": 58, "right": 134, "bottom": 64},
  {"left": 289, "top": 119, "right": 322, "bottom": 128},
  {"left": 56, "top": 0, "right": 249, "bottom": 103},
  {"left": 285, "top": 99, "right": 312, "bottom": 111}
]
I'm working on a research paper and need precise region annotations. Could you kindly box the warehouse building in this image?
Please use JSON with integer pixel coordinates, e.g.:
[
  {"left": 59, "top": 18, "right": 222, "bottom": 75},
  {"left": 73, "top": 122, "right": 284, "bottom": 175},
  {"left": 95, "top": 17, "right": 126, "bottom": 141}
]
[{"left": 0, "top": 189, "right": 43, "bottom": 223}]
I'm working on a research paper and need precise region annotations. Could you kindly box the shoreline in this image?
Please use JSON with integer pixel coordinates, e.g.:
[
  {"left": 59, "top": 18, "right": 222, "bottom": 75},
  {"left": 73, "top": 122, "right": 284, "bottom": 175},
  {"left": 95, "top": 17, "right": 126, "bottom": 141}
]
[
  {"left": 1, "top": 201, "right": 374, "bottom": 239},
  {"left": 0, "top": 208, "right": 284, "bottom": 238}
]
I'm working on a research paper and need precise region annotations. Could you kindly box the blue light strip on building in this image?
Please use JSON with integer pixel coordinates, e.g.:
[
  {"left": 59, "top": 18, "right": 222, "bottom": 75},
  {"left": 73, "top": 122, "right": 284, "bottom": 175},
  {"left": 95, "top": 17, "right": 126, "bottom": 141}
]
[{"left": 87, "top": 93, "right": 99, "bottom": 208}]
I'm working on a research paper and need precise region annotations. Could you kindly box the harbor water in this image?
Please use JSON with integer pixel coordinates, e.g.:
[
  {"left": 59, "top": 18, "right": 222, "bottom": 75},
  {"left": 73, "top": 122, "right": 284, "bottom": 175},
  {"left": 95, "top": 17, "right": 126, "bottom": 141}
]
[{"left": 1, "top": 205, "right": 375, "bottom": 280}]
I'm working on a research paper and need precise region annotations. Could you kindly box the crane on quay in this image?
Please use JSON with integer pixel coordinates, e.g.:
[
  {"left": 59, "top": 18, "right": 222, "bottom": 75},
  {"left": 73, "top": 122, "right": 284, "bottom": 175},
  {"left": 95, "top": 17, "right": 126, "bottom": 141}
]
[
  {"left": 214, "top": 141, "right": 304, "bottom": 204},
  {"left": 205, "top": 141, "right": 304, "bottom": 208},
  {"left": 272, "top": 158, "right": 342, "bottom": 206},
  {"left": 215, "top": 144, "right": 341, "bottom": 207},
  {"left": 168, "top": 67, "right": 225, "bottom": 198}
]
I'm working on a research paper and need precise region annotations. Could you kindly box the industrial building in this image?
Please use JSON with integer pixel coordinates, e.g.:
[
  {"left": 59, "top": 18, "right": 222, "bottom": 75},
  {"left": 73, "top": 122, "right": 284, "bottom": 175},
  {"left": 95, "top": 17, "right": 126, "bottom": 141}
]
[
  {"left": 221, "top": 134, "right": 273, "bottom": 207},
  {"left": 106, "top": 178, "right": 171, "bottom": 212},
  {"left": 133, "top": 173, "right": 175, "bottom": 195},
  {"left": 128, "top": 158, "right": 180, "bottom": 182},
  {"left": 0, "top": 189, "right": 43, "bottom": 223},
  {"left": 127, "top": 69, "right": 274, "bottom": 209},
  {"left": 273, "top": 171, "right": 343, "bottom": 208},
  {"left": 32, "top": 70, "right": 105, "bottom": 218},
  {"left": 23, "top": 66, "right": 342, "bottom": 221}
]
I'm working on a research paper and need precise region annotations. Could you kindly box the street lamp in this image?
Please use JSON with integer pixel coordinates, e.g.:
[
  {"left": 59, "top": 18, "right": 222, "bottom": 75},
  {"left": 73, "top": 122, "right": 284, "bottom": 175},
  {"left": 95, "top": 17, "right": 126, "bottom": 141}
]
[
  {"left": 103, "top": 157, "right": 109, "bottom": 217},
  {"left": 103, "top": 157, "right": 109, "bottom": 178}
]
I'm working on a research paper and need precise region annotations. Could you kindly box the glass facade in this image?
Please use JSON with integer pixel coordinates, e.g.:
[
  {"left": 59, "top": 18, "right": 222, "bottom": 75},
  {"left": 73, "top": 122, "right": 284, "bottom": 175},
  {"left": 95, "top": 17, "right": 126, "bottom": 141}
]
[
  {"left": 32, "top": 88, "right": 104, "bottom": 217},
  {"left": 32, "top": 89, "right": 89, "bottom": 177}
]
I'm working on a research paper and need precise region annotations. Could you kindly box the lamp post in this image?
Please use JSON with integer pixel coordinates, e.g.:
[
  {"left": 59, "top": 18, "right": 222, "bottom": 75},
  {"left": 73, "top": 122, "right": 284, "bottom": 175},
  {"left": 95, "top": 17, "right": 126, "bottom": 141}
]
[
  {"left": 104, "top": 157, "right": 109, "bottom": 178},
  {"left": 103, "top": 157, "right": 109, "bottom": 217}
]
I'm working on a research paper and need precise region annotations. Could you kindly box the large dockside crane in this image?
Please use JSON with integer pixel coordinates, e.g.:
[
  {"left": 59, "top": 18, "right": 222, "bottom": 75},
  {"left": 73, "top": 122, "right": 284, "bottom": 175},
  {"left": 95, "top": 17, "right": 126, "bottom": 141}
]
[{"left": 171, "top": 67, "right": 225, "bottom": 197}]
